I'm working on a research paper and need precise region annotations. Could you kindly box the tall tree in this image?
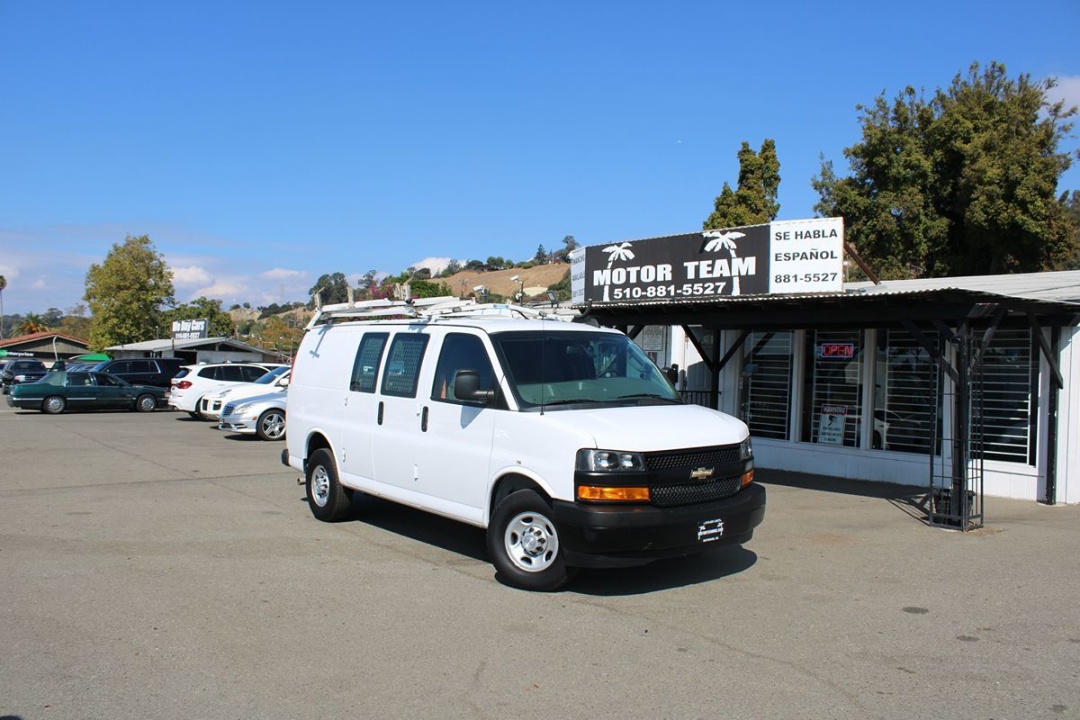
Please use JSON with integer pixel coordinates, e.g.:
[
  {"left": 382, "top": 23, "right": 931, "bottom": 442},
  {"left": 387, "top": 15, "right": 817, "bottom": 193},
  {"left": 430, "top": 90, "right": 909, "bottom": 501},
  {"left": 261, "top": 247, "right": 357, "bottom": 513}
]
[
  {"left": 704, "top": 139, "right": 781, "bottom": 230},
  {"left": 84, "top": 235, "right": 174, "bottom": 351},
  {"left": 308, "top": 272, "right": 351, "bottom": 308},
  {"left": 1062, "top": 190, "right": 1080, "bottom": 269},
  {"left": 161, "top": 297, "right": 236, "bottom": 338},
  {"left": 17, "top": 312, "right": 49, "bottom": 335},
  {"left": 813, "top": 61, "right": 1079, "bottom": 278}
]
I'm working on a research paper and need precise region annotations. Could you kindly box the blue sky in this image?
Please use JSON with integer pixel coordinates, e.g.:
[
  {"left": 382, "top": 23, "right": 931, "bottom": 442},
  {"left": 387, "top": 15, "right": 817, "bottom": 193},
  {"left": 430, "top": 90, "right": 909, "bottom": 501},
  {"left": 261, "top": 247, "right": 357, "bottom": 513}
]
[{"left": 2, "top": 0, "right": 1078, "bottom": 316}]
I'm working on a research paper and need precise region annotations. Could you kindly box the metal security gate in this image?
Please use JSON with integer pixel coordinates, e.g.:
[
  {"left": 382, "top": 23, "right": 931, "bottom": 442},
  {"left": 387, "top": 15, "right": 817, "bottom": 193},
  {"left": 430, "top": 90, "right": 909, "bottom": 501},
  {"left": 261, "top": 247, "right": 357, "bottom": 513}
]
[{"left": 903, "top": 319, "right": 985, "bottom": 530}]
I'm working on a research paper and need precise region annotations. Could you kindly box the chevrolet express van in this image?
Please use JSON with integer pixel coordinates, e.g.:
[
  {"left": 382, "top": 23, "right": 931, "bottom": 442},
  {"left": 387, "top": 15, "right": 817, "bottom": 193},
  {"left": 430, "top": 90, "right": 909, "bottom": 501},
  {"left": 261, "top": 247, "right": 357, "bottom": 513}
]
[{"left": 283, "top": 299, "right": 765, "bottom": 590}]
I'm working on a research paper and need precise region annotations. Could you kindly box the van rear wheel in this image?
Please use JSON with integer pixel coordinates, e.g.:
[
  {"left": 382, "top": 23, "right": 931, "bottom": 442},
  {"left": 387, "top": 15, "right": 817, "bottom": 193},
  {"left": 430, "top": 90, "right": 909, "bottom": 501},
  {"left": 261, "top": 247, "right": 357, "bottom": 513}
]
[
  {"left": 306, "top": 448, "right": 351, "bottom": 522},
  {"left": 488, "top": 490, "right": 570, "bottom": 591}
]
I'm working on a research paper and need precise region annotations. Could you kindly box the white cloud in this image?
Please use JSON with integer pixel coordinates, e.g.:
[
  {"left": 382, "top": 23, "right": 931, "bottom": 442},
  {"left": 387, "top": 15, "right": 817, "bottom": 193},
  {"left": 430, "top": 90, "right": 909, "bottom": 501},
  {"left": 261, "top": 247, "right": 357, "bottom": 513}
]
[
  {"left": 262, "top": 268, "right": 305, "bottom": 281},
  {"left": 171, "top": 265, "right": 213, "bottom": 287},
  {"left": 31, "top": 277, "right": 48, "bottom": 290},
  {"left": 412, "top": 257, "right": 452, "bottom": 274},
  {"left": 1046, "top": 74, "right": 1080, "bottom": 109}
]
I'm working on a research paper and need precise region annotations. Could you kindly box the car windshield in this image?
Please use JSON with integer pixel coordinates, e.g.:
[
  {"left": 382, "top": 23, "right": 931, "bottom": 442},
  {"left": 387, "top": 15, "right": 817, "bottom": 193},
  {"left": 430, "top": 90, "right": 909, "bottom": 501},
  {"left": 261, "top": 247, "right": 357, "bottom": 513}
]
[
  {"left": 491, "top": 330, "right": 682, "bottom": 410},
  {"left": 254, "top": 366, "right": 290, "bottom": 384}
]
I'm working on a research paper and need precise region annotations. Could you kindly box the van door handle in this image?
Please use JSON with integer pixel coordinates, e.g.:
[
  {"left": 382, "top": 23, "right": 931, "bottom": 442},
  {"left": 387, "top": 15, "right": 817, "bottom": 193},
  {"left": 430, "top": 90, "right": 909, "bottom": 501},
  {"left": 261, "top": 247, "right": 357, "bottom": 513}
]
[
  {"left": 377, "top": 401, "right": 384, "bottom": 425},
  {"left": 421, "top": 406, "right": 429, "bottom": 432}
]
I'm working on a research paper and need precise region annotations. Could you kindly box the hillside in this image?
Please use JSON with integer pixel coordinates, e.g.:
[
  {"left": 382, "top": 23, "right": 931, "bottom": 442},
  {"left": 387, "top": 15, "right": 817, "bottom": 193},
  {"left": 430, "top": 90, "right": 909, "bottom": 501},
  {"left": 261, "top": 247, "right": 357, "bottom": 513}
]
[{"left": 438, "top": 263, "right": 569, "bottom": 300}]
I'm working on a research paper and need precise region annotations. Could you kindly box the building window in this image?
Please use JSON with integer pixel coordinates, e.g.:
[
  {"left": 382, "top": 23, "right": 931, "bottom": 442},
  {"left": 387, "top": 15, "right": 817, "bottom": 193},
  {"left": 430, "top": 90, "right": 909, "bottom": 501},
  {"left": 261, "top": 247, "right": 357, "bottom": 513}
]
[
  {"left": 973, "top": 326, "right": 1037, "bottom": 465},
  {"left": 801, "top": 330, "right": 863, "bottom": 447},
  {"left": 740, "top": 331, "right": 793, "bottom": 440},
  {"left": 872, "top": 329, "right": 940, "bottom": 454}
]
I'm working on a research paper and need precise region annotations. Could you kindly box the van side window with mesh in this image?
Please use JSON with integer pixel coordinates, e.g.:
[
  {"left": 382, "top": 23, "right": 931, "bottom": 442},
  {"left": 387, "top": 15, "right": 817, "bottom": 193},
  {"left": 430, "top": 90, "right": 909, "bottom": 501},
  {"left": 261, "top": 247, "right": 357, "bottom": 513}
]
[
  {"left": 350, "top": 333, "right": 388, "bottom": 392},
  {"left": 380, "top": 334, "right": 429, "bottom": 398}
]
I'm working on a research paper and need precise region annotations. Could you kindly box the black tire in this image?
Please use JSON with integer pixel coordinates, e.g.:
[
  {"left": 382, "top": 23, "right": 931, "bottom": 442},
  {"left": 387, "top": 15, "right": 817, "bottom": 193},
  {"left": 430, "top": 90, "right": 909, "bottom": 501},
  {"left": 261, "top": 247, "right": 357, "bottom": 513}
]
[
  {"left": 255, "top": 408, "right": 286, "bottom": 441},
  {"left": 42, "top": 395, "right": 66, "bottom": 415},
  {"left": 135, "top": 394, "right": 157, "bottom": 413},
  {"left": 487, "top": 490, "right": 570, "bottom": 591},
  {"left": 194, "top": 396, "right": 212, "bottom": 421},
  {"left": 305, "top": 448, "right": 351, "bottom": 522},
  {"left": 187, "top": 411, "right": 200, "bottom": 419}
]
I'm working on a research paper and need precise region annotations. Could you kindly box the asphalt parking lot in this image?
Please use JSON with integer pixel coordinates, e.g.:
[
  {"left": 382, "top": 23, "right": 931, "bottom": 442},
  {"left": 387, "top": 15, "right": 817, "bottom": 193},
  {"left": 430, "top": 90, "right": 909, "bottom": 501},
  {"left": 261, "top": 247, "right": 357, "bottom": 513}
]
[{"left": 1, "top": 403, "right": 1078, "bottom": 720}]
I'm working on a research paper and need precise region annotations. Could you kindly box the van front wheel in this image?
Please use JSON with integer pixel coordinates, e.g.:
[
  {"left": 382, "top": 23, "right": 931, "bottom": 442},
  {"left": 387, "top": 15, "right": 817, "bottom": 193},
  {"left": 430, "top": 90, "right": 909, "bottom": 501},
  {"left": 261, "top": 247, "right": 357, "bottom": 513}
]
[
  {"left": 488, "top": 490, "right": 570, "bottom": 591},
  {"left": 306, "top": 449, "right": 351, "bottom": 522}
]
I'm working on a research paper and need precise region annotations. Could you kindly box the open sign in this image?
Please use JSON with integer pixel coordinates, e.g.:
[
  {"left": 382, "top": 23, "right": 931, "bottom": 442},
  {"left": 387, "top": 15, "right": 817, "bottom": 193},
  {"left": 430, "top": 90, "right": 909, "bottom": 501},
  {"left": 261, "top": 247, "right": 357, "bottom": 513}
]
[{"left": 817, "top": 342, "right": 855, "bottom": 359}]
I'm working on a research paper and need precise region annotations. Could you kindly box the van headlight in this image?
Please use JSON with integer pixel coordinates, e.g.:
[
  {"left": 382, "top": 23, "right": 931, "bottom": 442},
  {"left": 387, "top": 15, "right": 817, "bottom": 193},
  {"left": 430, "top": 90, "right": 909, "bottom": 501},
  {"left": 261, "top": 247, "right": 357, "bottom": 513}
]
[
  {"left": 576, "top": 449, "right": 645, "bottom": 472},
  {"left": 738, "top": 437, "right": 753, "bottom": 461}
]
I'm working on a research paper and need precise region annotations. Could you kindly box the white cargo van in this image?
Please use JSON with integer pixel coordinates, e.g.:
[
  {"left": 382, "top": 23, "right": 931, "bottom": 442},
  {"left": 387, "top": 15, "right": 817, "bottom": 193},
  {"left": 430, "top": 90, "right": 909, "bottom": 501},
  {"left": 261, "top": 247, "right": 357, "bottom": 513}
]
[{"left": 283, "top": 298, "right": 765, "bottom": 590}]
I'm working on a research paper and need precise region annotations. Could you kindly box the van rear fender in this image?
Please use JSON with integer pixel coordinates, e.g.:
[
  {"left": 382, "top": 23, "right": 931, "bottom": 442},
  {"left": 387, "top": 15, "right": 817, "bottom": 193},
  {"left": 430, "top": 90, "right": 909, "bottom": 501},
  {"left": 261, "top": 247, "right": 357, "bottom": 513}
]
[{"left": 303, "top": 430, "right": 333, "bottom": 472}]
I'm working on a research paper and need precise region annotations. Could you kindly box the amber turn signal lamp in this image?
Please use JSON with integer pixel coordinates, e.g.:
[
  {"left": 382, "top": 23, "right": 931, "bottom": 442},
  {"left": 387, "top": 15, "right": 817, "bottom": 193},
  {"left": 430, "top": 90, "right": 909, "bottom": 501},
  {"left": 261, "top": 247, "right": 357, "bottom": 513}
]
[
  {"left": 577, "top": 485, "right": 650, "bottom": 502},
  {"left": 740, "top": 469, "right": 754, "bottom": 487}
]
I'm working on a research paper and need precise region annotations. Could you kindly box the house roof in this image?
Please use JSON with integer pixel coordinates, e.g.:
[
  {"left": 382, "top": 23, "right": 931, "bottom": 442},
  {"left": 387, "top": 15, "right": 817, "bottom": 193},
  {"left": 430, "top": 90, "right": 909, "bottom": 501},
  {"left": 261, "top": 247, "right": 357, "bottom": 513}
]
[
  {"left": 104, "top": 336, "right": 277, "bottom": 355},
  {"left": 0, "top": 331, "right": 89, "bottom": 349}
]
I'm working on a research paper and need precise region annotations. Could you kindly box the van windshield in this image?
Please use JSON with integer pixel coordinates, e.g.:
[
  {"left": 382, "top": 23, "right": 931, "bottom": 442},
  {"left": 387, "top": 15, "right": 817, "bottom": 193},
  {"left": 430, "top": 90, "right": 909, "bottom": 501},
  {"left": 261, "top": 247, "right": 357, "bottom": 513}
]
[{"left": 491, "top": 330, "right": 682, "bottom": 410}]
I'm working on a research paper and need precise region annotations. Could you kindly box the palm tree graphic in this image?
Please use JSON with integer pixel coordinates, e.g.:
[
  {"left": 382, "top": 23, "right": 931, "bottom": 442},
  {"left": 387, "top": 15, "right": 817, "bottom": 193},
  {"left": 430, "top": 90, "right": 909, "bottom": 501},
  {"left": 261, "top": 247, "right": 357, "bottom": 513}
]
[
  {"left": 601, "top": 242, "right": 635, "bottom": 301},
  {"left": 703, "top": 230, "right": 746, "bottom": 296}
]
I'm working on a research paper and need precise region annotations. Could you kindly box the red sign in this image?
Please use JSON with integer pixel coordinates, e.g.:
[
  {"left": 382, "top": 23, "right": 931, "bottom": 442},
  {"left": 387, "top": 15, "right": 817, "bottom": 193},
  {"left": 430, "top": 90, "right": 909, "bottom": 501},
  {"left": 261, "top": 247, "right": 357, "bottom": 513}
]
[{"left": 817, "top": 342, "right": 854, "bottom": 359}]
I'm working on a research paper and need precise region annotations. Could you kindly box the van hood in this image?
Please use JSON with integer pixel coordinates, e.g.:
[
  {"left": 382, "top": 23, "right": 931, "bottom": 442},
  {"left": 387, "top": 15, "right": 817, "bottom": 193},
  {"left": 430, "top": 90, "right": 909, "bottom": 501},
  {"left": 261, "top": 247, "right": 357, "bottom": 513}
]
[{"left": 536, "top": 403, "right": 749, "bottom": 452}]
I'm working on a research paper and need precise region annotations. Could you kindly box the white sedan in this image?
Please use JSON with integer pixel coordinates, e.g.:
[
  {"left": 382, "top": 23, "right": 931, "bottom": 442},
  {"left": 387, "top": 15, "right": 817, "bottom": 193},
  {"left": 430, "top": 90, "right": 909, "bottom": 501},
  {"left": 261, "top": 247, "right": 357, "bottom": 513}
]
[
  {"left": 198, "top": 367, "right": 290, "bottom": 421},
  {"left": 218, "top": 390, "right": 287, "bottom": 441}
]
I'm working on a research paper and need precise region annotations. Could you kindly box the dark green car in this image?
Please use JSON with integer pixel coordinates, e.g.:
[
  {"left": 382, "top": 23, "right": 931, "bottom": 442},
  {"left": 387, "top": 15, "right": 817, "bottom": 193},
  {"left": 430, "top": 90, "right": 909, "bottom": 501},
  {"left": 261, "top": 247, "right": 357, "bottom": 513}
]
[{"left": 6, "top": 371, "right": 169, "bottom": 414}]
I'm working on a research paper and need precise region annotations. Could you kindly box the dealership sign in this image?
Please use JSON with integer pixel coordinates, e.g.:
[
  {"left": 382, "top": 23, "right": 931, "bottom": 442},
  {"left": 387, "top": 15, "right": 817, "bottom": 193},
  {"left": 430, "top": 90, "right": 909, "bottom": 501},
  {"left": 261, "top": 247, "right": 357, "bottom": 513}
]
[
  {"left": 171, "top": 318, "right": 209, "bottom": 340},
  {"left": 571, "top": 217, "right": 844, "bottom": 304}
]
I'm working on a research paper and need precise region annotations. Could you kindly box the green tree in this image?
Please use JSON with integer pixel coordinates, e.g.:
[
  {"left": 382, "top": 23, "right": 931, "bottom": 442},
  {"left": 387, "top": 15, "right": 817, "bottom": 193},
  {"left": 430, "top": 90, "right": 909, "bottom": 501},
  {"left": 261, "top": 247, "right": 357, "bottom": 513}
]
[
  {"left": 704, "top": 139, "right": 781, "bottom": 230},
  {"left": 161, "top": 297, "right": 236, "bottom": 338},
  {"left": 257, "top": 315, "right": 304, "bottom": 356},
  {"left": 59, "top": 304, "right": 91, "bottom": 340},
  {"left": 17, "top": 312, "right": 49, "bottom": 335},
  {"left": 1063, "top": 190, "right": 1080, "bottom": 269},
  {"left": 84, "top": 235, "right": 175, "bottom": 351},
  {"left": 308, "top": 272, "right": 351, "bottom": 308},
  {"left": 534, "top": 244, "right": 547, "bottom": 263},
  {"left": 813, "top": 61, "right": 1079, "bottom": 278}
]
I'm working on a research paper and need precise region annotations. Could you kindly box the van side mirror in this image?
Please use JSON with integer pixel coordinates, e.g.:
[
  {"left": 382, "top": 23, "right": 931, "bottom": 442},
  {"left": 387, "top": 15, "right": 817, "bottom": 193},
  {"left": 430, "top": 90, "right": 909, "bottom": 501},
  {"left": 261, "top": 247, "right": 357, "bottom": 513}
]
[{"left": 453, "top": 370, "right": 494, "bottom": 404}]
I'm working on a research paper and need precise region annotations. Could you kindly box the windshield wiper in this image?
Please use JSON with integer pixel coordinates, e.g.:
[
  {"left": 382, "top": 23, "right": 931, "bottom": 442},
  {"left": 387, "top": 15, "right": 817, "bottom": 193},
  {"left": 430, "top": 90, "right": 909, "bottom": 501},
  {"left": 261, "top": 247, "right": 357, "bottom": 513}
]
[{"left": 615, "top": 393, "right": 683, "bottom": 403}]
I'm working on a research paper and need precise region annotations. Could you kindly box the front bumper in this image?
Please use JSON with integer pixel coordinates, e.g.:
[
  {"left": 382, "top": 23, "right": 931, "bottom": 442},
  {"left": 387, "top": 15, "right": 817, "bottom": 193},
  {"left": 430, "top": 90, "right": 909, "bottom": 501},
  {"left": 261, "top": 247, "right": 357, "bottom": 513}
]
[{"left": 551, "top": 483, "right": 766, "bottom": 568}]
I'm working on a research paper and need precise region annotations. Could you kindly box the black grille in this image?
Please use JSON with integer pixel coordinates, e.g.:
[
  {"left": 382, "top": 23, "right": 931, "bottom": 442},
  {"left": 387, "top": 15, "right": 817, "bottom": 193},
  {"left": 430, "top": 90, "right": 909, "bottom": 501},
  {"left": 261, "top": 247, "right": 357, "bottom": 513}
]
[
  {"left": 223, "top": 403, "right": 236, "bottom": 416},
  {"left": 644, "top": 446, "right": 741, "bottom": 471},
  {"left": 651, "top": 476, "right": 743, "bottom": 507}
]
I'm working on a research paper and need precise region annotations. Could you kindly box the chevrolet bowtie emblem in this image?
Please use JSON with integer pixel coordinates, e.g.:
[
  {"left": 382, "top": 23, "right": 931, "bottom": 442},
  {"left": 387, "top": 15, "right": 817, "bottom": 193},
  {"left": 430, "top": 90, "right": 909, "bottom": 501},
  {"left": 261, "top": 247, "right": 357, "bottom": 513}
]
[{"left": 690, "top": 467, "right": 714, "bottom": 480}]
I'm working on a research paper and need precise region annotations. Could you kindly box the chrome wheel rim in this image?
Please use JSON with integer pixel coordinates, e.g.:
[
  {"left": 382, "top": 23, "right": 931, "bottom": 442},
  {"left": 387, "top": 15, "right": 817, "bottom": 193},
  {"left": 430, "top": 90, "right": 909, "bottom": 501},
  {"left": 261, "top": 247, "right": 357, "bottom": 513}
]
[
  {"left": 44, "top": 397, "right": 64, "bottom": 414},
  {"left": 260, "top": 412, "right": 285, "bottom": 440},
  {"left": 310, "top": 465, "right": 330, "bottom": 507},
  {"left": 503, "top": 511, "right": 559, "bottom": 572}
]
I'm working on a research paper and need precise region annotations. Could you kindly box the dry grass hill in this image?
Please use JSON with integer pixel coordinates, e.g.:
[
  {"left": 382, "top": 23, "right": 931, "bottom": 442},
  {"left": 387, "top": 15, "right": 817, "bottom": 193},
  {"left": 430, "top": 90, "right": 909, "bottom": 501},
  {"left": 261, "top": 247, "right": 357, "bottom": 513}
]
[
  {"left": 438, "top": 263, "right": 569, "bottom": 300},
  {"left": 226, "top": 263, "right": 571, "bottom": 326}
]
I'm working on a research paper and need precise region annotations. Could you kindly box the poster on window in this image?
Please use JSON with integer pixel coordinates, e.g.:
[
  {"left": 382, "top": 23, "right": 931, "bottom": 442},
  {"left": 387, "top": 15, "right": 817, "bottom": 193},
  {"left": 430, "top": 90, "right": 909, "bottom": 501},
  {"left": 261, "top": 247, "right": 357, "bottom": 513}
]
[{"left": 817, "top": 404, "right": 848, "bottom": 445}]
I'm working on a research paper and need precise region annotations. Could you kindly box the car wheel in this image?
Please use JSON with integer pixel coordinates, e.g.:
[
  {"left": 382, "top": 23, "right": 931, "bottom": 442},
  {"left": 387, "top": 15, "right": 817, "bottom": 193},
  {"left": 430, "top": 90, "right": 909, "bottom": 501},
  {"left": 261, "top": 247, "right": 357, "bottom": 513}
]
[
  {"left": 256, "top": 408, "right": 286, "bottom": 441},
  {"left": 42, "top": 396, "right": 66, "bottom": 415},
  {"left": 135, "top": 394, "right": 157, "bottom": 413},
  {"left": 487, "top": 490, "right": 570, "bottom": 591},
  {"left": 306, "top": 448, "right": 351, "bottom": 522},
  {"left": 194, "top": 397, "right": 213, "bottom": 420}
]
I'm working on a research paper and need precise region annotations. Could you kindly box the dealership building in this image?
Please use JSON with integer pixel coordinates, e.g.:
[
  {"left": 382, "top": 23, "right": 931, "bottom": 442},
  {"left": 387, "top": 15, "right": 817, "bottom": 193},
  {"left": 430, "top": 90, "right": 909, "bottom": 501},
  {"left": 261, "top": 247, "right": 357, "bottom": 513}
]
[{"left": 572, "top": 219, "right": 1080, "bottom": 520}]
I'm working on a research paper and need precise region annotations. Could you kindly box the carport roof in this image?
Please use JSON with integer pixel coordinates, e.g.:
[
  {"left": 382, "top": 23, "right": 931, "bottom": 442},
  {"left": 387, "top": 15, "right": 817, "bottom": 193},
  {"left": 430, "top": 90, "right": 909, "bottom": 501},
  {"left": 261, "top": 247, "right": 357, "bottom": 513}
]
[{"left": 577, "top": 271, "right": 1080, "bottom": 330}]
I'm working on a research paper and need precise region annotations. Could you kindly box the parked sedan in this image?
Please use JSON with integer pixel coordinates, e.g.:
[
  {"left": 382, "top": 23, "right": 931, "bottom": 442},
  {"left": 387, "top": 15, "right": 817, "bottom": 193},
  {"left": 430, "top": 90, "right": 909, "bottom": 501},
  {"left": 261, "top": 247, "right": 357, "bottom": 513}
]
[
  {"left": 218, "top": 390, "right": 286, "bottom": 441},
  {"left": 6, "top": 371, "right": 169, "bottom": 414}
]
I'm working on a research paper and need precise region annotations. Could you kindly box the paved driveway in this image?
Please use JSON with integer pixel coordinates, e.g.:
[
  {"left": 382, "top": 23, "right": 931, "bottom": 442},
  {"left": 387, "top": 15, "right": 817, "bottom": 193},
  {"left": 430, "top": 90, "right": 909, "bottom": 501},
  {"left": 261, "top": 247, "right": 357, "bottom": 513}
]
[{"left": 1, "top": 404, "right": 1078, "bottom": 719}]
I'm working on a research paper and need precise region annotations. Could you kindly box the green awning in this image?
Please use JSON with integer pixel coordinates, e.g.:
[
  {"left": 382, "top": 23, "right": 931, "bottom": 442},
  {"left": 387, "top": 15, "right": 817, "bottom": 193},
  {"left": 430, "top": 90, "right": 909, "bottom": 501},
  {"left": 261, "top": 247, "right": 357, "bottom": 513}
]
[{"left": 70, "top": 353, "right": 111, "bottom": 361}]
